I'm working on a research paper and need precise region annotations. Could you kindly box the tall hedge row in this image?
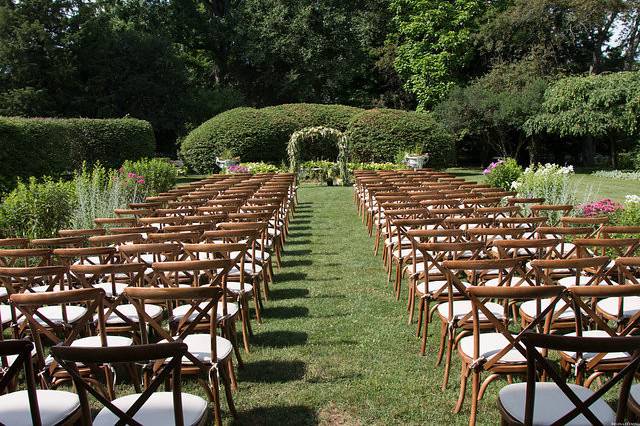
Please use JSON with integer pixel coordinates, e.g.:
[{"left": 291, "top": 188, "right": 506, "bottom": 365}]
[
  {"left": 180, "top": 103, "right": 363, "bottom": 173},
  {"left": 180, "top": 104, "right": 454, "bottom": 172},
  {"left": 347, "top": 109, "right": 454, "bottom": 167},
  {"left": 0, "top": 117, "right": 155, "bottom": 189}
]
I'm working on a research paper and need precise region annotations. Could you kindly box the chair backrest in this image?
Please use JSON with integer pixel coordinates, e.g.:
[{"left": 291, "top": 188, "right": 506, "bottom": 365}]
[
  {"left": 0, "top": 339, "right": 43, "bottom": 426},
  {"left": 51, "top": 342, "right": 190, "bottom": 426},
  {"left": 466, "top": 285, "right": 565, "bottom": 370},
  {"left": 530, "top": 256, "right": 612, "bottom": 286},
  {"left": 520, "top": 333, "right": 640, "bottom": 426}
]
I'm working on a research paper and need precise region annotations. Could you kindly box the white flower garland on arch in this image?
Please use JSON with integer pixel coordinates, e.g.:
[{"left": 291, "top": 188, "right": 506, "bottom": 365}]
[{"left": 287, "top": 126, "right": 350, "bottom": 185}]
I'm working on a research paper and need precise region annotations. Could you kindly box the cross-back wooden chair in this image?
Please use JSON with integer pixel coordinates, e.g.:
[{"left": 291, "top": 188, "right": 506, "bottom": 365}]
[
  {"left": 71, "top": 262, "right": 157, "bottom": 345},
  {"left": 498, "top": 333, "right": 640, "bottom": 426},
  {"left": 535, "top": 225, "right": 595, "bottom": 258},
  {"left": 529, "top": 204, "right": 574, "bottom": 226},
  {"left": 0, "top": 247, "right": 52, "bottom": 268},
  {"left": 412, "top": 240, "right": 487, "bottom": 355},
  {"left": 182, "top": 242, "right": 253, "bottom": 352},
  {"left": 0, "top": 339, "right": 82, "bottom": 426},
  {"left": 558, "top": 284, "right": 640, "bottom": 388},
  {"left": 10, "top": 287, "right": 130, "bottom": 399},
  {"left": 438, "top": 258, "right": 527, "bottom": 391},
  {"left": 58, "top": 228, "right": 106, "bottom": 238},
  {"left": 124, "top": 286, "right": 236, "bottom": 425},
  {"left": 455, "top": 285, "right": 565, "bottom": 425},
  {"left": 51, "top": 342, "right": 210, "bottom": 426}
]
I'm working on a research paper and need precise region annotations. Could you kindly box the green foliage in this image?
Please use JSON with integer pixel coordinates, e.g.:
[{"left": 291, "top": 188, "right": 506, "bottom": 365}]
[
  {"left": 0, "top": 117, "right": 155, "bottom": 190},
  {"left": 300, "top": 161, "right": 338, "bottom": 183},
  {"left": 485, "top": 158, "right": 523, "bottom": 190},
  {"left": 346, "top": 108, "right": 454, "bottom": 167},
  {"left": 242, "top": 162, "right": 286, "bottom": 174},
  {"left": 391, "top": 0, "right": 487, "bottom": 109},
  {"left": 610, "top": 197, "right": 640, "bottom": 227},
  {"left": 348, "top": 162, "right": 406, "bottom": 171},
  {"left": 0, "top": 177, "right": 75, "bottom": 239},
  {"left": 525, "top": 71, "right": 640, "bottom": 138},
  {"left": 120, "top": 158, "right": 178, "bottom": 196},
  {"left": 435, "top": 59, "right": 549, "bottom": 158},
  {"left": 180, "top": 104, "right": 363, "bottom": 173}
]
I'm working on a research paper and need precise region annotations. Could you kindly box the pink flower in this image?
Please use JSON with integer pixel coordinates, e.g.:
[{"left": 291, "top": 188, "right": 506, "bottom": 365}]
[
  {"left": 136, "top": 178, "right": 145, "bottom": 184},
  {"left": 127, "top": 172, "right": 136, "bottom": 178},
  {"left": 578, "top": 198, "right": 622, "bottom": 217},
  {"left": 483, "top": 160, "right": 504, "bottom": 175}
]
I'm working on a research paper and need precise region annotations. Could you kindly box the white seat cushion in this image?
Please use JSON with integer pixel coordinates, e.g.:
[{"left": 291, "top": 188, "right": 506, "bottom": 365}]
[
  {"left": 30, "top": 285, "right": 69, "bottom": 293},
  {"left": 520, "top": 298, "right": 575, "bottom": 321},
  {"left": 561, "top": 330, "right": 630, "bottom": 362},
  {"left": 0, "top": 389, "right": 80, "bottom": 426},
  {"left": 101, "top": 304, "right": 163, "bottom": 325},
  {"left": 416, "top": 280, "right": 469, "bottom": 295},
  {"left": 484, "top": 277, "right": 532, "bottom": 287},
  {"left": 45, "top": 335, "right": 133, "bottom": 366},
  {"left": 631, "top": 384, "right": 640, "bottom": 407},
  {"left": 0, "top": 304, "right": 13, "bottom": 324},
  {"left": 93, "top": 392, "right": 207, "bottom": 426},
  {"left": 597, "top": 296, "right": 640, "bottom": 319},
  {"left": 18, "top": 305, "right": 87, "bottom": 325},
  {"left": 171, "top": 302, "right": 238, "bottom": 322},
  {"left": 93, "top": 282, "right": 128, "bottom": 297},
  {"left": 557, "top": 276, "right": 602, "bottom": 287},
  {"left": 158, "top": 334, "right": 233, "bottom": 364},
  {"left": 459, "top": 332, "right": 527, "bottom": 364},
  {"left": 498, "top": 382, "right": 615, "bottom": 425},
  {"left": 0, "top": 287, "right": 7, "bottom": 298},
  {"left": 226, "top": 281, "right": 253, "bottom": 294},
  {"left": 436, "top": 300, "right": 504, "bottom": 320}
]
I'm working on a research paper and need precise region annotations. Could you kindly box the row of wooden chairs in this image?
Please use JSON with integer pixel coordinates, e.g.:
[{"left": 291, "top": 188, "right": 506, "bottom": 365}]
[
  {"left": 354, "top": 169, "right": 640, "bottom": 425},
  {"left": 0, "top": 172, "right": 298, "bottom": 425}
]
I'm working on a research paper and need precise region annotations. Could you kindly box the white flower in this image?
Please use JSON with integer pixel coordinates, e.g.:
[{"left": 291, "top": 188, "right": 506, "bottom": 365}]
[
  {"left": 510, "top": 181, "right": 521, "bottom": 190},
  {"left": 625, "top": 194, "right": 640, "bottom": 204}
]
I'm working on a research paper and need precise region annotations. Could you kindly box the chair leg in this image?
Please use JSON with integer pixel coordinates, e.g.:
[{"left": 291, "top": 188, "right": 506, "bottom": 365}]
[
  {"left": 240, "top": 297, "right": 251, "bottom": 352},
  {"left": 394, "top": 259, "right": 403, "bottom": 300},
  {"left": 416, "top": 298, "right": 424, "bottom": 337},
  {"left": 469, "top": 370, "right": 480, "bottom": 426},
  {"left": 453, "top": 363, "right": 468, "bottom": 413},
  {"left": 227, "top": 320, "right": 244, "bottom": 369},
  {"left": 436, "top": 321, "right": 447, "bottom": 365},
  {"left": 441, "top": 330, "right": 454, "bottom": 390},
  {"left": 221, "top": 361, "right": 238, "bottom": 417}
]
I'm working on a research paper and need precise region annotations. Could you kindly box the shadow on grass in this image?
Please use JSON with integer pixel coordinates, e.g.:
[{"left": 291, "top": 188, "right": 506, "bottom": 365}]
[
  {"left": 238, "top": 360, "right": 306, "bottom": 383},
  {"left": 274, "top": 272, "right": 308, "bottom": 282},
  {"left": 282, "top": 259, "right": 313, "bottom": 267},
  {"left": 283, "top": 249, "right": 312, "bottom": 256},
  {"left": 288, "top": 225, "right": 312, "bottom": 231},
  {"left": 284, "top": 240, "right": 311, "bottom": 246},
  {"left": 269, "top": 287, "right": 309, "bottom": 300},
  {"left": 291, "top": 219, "right": 311, "bottom": 224},
  {"left": 262, "top": 305, "right": 309, "bottom": 319},
  {"left": 231, "top": 405, "right": 317, "bottom": 425},
  {"left": 252, "top": 331, "right": 308, "bottom": 348}
]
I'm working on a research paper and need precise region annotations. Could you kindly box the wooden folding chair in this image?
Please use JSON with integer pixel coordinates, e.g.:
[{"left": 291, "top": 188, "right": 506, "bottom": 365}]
[
  {"left": 498, "top": 333, "right": 640, "bottom": 425},
  {"left": 51, "top": 342, "right": 209, "bottom": 426},
  {"left": 0, "top": 339, "right": 82, "bottom": 426}
]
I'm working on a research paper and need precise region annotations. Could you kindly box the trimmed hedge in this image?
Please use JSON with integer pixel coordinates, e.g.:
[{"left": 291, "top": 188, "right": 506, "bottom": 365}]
[
  {"left": 0, "top": 117, "right": 155, "bottom": 190},
  {"left": 180, "top": 103, "right": 455, "bottom": 173},
  {"left": 180, "top": 103, "right": 363, "bottom": 173},
  {"left": 347, "top": 108, "right": 454, "bottom": 167}
]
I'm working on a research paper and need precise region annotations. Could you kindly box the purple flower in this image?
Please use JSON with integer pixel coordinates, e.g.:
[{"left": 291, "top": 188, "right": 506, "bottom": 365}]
[
  {"left": 228, "top": 165, "right": 249, "bottom": 174},
  {"left": 578, "top": 199, "right": 622, "bottom": 217},
  {"left": 483, "top": 160, "right": 504, "bottom": 175}
]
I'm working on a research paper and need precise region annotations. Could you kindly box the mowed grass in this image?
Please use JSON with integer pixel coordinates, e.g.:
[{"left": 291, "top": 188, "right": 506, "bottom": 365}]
[
  {"left": 446, "top": 167, "right": 639, "bottom": 202},
  {"left": 199, "top": 185, "right": 503, "bottom": 425}
]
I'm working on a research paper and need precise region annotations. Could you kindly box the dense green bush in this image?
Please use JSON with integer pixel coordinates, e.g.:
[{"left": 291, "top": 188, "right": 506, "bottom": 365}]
[
  {"left": 0, "top": 117, "right": 155, "bottom": 191},
  {"left": 181, "top": 103, "right": 456, "bottom": 172},
  {"left": 121, "top": 158, "right": 178, "bottom": 196},
  {"left": 346, "top": 108, "right": 454, "bottom": 167},
  {"left": 0, "top": 177, "right": 75, "bottom": 238},
  {"left": 180, "top": 104, "right": 363, "bottom": 173},
  {"left": 484, "top": 158, "right": 523, "bottom": 190}
]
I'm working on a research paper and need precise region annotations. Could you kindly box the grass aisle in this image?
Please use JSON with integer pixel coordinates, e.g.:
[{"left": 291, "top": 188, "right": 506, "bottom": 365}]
[{"left": 230, "top": 185, "right": 500, "bottom": 425}]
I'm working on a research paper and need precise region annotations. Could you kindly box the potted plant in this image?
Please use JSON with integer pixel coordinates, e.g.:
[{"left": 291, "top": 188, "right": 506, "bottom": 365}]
[
  {"left": 403, "top": 145, "right": 430, "bottom": 169},
  {"left": 215, "top": 148, "right": 240, "bottom": 170},
  {"left": 327, "top": 163, "right": 340, "bottom": 186}
]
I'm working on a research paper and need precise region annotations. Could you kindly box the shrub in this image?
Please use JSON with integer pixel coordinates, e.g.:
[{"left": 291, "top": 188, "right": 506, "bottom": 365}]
[
  {"left": 484, "top": 158, "right": 523, "bottom": 190},
  {"left": 180, "top": 104, "right": 363, "bottom": 173},
  {"left": 0, "top": 117, "right": 155, "bottom": 190},
  {"left": 610, "top": 195, "right": 640, "bottom": 227},
  {"left": 591, "top": 170, "right": 640, "bottom": 180},
  {"left": 577, "top": 199, "right": 623, "bottom": 217},
  {"left": 348, "top": 162, "right": 406, "bottom": 171},
  {"left": 120, "top": 158, "right": 177, "bottom": 196},
  {"left": 346, "top": 108, "right": 454, "bottom": 167},
  {"left": 0, "top": 177, "right": 75, "bottom": 238},
  {"left": 242, "top": 162, "right": 286, "bottom": 174},
  {"left": 70, "top": 164, "right": 148, "bottom": 230}
]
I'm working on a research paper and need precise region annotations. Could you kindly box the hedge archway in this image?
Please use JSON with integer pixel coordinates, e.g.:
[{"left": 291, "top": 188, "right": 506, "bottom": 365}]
[{"left": 287, "top": 126, "right": 350, "bottom": 185}]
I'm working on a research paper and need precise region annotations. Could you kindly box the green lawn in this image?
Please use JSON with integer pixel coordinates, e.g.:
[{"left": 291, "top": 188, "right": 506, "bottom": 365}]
[
  {"left": 446, "top": 167, "right": 639, "bottom": 202},
  {"left": 205, "top": 185, "right": 503, "bottom": 425}
]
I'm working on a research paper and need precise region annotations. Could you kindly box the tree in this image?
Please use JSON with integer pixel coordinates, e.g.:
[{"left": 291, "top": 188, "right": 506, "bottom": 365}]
[
  {"left": 390, "top": 0, "right": 488, "bottom": 109},
  {"left": 435, "top": 59, "right": 549, "bottom": 162},
  {"left": 524, "top": 71, "right": 640, "bottom": 166}
]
